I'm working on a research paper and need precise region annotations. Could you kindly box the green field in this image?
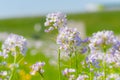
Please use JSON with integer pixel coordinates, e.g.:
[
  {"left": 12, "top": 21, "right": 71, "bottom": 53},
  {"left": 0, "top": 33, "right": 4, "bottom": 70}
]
[{"left": 0, "top": 11, "right": 120, "bottom": 38}]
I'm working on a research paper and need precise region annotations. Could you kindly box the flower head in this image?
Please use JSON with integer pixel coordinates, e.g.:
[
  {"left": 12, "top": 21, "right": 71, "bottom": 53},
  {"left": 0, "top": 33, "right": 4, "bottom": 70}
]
[
  {"left": 62, "top": 68, "right": 75, "bottom": 80},
  {"left": 44, "top": 12, "right": 67, "bottom": 32},
  {"left": 2, "top": 34, "right": 27, "bottom": 57},
  {"left": 62, "top": 68, "right": 75, "bottom": 76},
  {"left": 76, "top": 74, "right": 88, "bottom": 80},
  {"left": 30, "top": 62, "right": 45, "bottom": 75},
  {"left": 57, "top": 27, "right": 82, "bottom": 54},
  {"left": 87, "top": 30, "right": 120, "bottom": 66},
  {"left": 106, "top": 73, "right": 120, "bottom": 80},
  {"left": 89, "top": 30, "right": 117, "bottom": 51}
]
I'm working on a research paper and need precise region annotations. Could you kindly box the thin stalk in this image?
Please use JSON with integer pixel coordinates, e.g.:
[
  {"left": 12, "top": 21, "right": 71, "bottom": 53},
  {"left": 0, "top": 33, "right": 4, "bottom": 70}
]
[
  {"left": 17, "top": 57, "right": 24, "bottom": 64},
  {"left": 75, "top": 51, "right": 78, "bottom": 76},
  {"left": 103, "top": 45, "right": 106, "bottom": 80},
  {"left": 9, "top": 53, "right": 17, "bottom": 80},
  {"left": 58, "top": 49, "right": 61, "bottom": 80},
  {"left": 39, "top": 71, "right": 44, "bottom": 80},
  {"left": 70, "top": 54, "right": 72, "bottom": 68},
  {"left": 103, "top": 62, "right": 106, "bottom": 80},
  {"left": 89, "top": 63, "right": 92, "bottom": 80}
]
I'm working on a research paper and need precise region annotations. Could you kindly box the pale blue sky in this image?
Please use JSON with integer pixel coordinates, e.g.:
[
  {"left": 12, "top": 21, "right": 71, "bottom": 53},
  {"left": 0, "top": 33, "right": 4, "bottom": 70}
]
[{"left": 0, "top": 0, "right": 120, "bottom": 18}]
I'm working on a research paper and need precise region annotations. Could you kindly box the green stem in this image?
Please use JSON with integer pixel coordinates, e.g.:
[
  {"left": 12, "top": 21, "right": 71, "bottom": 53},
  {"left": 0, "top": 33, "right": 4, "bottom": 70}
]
[
  {"left": 103, "top": 45, "right": 106, "bottom": 80},
  {"left": 104, "top": 63, "right": 106, "bottom": 80},
  {"left": 89, "top": 63, "right": 92, "bottom": 80},
  {"left": 75, "top": 51, "right": 78, "bottom": 77},
  {"left": 58, "top": 49, "right": 61, "bottom": 80},
  {"left": 17, "top": 57, "right": 24, "bottom": 64},
  {"left": 70, "top": 54, "right": 72, "bottom": 68},
  {"left": 9, "top": 53, "right": 17, "bottom": 80},
  {"left": 39, "top": 72, "right": 44, "bottom": 80}
]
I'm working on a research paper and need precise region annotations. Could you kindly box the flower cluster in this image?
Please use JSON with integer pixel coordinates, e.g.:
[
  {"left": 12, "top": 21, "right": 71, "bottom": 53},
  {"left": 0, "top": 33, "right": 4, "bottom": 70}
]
[
  {"left": 76, "top": 74, "right": 88, "bottom": 80},
  {"left": 2, "top": 34, "right": 27, "bottom": 58},
  {"left": 62, "top": 68, "right": 76, "bottom": 80},
  {"left": 93, "top": 71, "right": 104, "bottom": 80},
  {"left": 62, "top": 68, "right": 89, "bottom": 80},
  {"left": 0, "top": 33, "right": 28, "bottom": 80},
  {"left": 19, "top": 70, "right": 31, "bottom": 80},
  {"left": 89, "top": 30, "right": 117, "bottom": 52},
  {"left": 0, "top": 71, "right": 8, "bottom": 80},
  {"left": 0, "top": 71, "right": 7, "bottom": 76},
  {"left": 87, "top": 30, "right": 120, "bottom": 64},
  {"left": 57, "top": 27, "right": 82, "bottom": 55},
  {"left": 106, "top": 73, "right": 120, "bottom": 80},
  {"left": 30, "top": 62, "right": 45, "bottom": 75},
  {"left": 44, "top": 12, "right": 67, "bottom": 32}
]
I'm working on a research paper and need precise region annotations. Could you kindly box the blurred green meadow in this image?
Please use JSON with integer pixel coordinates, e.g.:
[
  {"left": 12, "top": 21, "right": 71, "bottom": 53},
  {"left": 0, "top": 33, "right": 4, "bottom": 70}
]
[{"left": 0, "top": 11, "right": 120, "bottom": 80}]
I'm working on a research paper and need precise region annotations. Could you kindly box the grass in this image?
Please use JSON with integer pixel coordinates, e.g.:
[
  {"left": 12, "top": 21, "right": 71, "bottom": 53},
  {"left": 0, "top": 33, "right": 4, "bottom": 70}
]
[
  {"left": 0, "top": 11, "right": 120, "bottom": 38},
  {"left": 68, "top": 11, "right": 120, "bottom": 36}
]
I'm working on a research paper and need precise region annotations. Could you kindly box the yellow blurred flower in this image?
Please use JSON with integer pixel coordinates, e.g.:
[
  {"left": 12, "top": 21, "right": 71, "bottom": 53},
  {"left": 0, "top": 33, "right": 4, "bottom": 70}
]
[{"left": 19, "top": 70, "right": 31, "bottom": 80}]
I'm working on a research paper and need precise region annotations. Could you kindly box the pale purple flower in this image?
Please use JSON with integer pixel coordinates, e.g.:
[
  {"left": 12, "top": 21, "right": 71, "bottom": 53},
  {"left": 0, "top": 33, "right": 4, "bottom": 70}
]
[
  {"left": 30, "top": 62, "right": 45, "bottom": 75},
  {"left": 88, "top": 30, "right": 120, "bottom": 66},
  {"left": 76, "top": 74, "right": 88, "bottom": 80},
  {"left": 112, "top": 41, "right": 120, "bottom": 55},
  {"left": 62, "top": 68, "right": 75, "bottom": 80},
  {"left": 0, "top": 51, "right": 8, "bottom": 58},
  {"left": 69, "top": 75, "right": 75, "bottom": 80},
  {"left": 62, "top": 68, "right": 75, "bottom": 76},
  {"left": 81, "top": 47, "right": 87, "bottom": 53},
  {"left": 57, "top": 27, "right": 82, "bottom": 54},
  {"left": 0, "top": 71, "right": 7, "bottom": 76},
  {"left": 2, "top": 34, "right": 27, "bottom": 57},
  {"left": 87, "top": 50, "right": 120, "bottom": 66},
  {"left": 44, "top": 12, "right": 67, "bottom": 32},
  {"left": 89, "top": 30, "right": 118, "bottom": 53},
  {"left": 106, "top": 73, "right": 120, "bottom": 80},
  {"left": 94, "top": 71, "right": 104, "bottom": 80}
]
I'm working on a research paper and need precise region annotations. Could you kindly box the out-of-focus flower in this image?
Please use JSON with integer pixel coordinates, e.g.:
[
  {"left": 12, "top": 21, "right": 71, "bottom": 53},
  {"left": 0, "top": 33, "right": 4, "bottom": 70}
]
[
  {"left": 89, "top": 30, "right": 117, "bottom": 53},
  {"left": 30, "top": 62, "right": 45, "bottom": 75},
  {"left": 76, "top": 74, "right": 88, "bottom": 80},
  {"left": 20, "top": 70, "right": 31, "bottom": 80},
  {"left": 112, "top": 41, "right": 120, "bottom": 55},
  {"left": 113, "top": 41, "right": 120, "bottom": 50},
  {"left": 62, "top": 68, "right": 75, "bottom": 76},
  {"left": 94, "top": 71, "right": 104, "bottom": 80},
  {"left": 9, "top": 63, "right": 19, "bottom": 69},
  {"left": 57, "top": 27, "right": 82, "bottom": 55},
  {"left": 87, "top": 30, "right": 120, "bottom": 66},
  {"left": 0, "top": 51, "right": 8, "bottom": 58},
  {"left": 62, "top": 68, "right": 75, "bottom": 80},
  {"left": 44, "top": 12, "right": 67, "bottom": 32},
  {"left": 69, "top": 75, "right": 75, "bottom": 80},
  {"left": 0, "top": 71, "right": 7, "bottom": 76},
  {"left": 106, "top": 73, "right": 120, "bottom": 80},
  {"left": 2, "top": 34, "right": 27, "bottom": 57},
  {"left": 34, "top": 23, "right": 41, "bottom": 32}
]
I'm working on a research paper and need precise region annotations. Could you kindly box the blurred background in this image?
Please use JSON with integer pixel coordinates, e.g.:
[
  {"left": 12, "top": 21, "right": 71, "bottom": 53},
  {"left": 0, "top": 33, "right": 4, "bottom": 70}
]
[{"left": 0, "top": 0, "right": 120, "bottom": 80}]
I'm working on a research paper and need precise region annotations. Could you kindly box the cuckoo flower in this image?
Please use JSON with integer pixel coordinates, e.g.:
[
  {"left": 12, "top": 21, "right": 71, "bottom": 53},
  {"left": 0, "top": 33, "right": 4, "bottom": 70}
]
[
  {"left": 62, "top": 68, "right": 75, "bottom": 80},
  {"left": 76, "top": 74, "right": 88, "bottom": 80},
  {"left": 106, "top": 73, "right": 120, "bottom": 80},
  {"left": 44, "top": 12, "right": 67, "bottom": 32},
  {"left": 2, "top": 34, "right": 27, "bottom": 58},
  {"left": 57, "top": 27, "right": 82, "bottom": 55},
  {"left": 88, "top": 30, "right": 119, "bottom": 64},
  {"left": 30, "top": 62, "right": 45, "bottom": 75}
]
